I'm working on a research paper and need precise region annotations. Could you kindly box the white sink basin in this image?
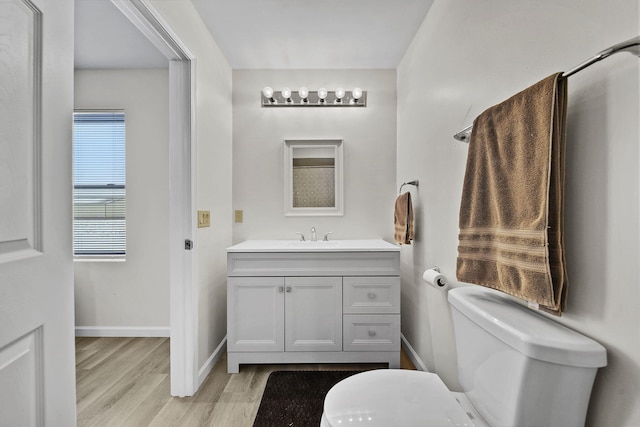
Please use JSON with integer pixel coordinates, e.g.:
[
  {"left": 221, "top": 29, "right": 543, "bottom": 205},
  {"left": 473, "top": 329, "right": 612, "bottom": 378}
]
[{"left": 227, "top": 239, "right": 399, "bottom": 252}]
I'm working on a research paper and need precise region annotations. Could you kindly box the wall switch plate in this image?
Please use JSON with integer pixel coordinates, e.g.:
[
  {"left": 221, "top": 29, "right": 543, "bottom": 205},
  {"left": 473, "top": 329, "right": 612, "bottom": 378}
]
[
  {"left": 234, "top": 210, "right": 243, "bottom": 223},
  {"left": 197, "top": 210, "right": 211, "bottom": 228}
]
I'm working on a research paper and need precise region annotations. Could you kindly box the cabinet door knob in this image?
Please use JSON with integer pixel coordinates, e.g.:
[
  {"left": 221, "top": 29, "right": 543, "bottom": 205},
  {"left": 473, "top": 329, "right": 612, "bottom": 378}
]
[
  {"left": 286, "top": 286, "right": 292, "bottom": 292},
  {"left": 368, "top": 292, "right": 377, "bottom": 299},
  {"left": 278, "top": 286, "right": 284, "bottom": 293},
  {"left": 368, "top": 330, "right": 376, "bottom": 337}
]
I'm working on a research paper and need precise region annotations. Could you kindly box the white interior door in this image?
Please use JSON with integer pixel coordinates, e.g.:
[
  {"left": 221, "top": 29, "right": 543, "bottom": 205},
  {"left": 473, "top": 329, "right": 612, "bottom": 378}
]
[
  {"left": 0, "top": 0, "right": 76, "bottom": 425},
  {"left": 112, "top": 0, "right": 197, "bottom": 396}
]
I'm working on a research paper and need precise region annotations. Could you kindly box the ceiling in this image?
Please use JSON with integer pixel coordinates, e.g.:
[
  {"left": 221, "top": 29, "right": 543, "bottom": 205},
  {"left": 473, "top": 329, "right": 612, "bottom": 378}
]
[
  {"left": 75, "top": 0, "right": 167, "bottom": 69},
  {"left": 75, "top": 0, "right": 434, "bottom": 70}
]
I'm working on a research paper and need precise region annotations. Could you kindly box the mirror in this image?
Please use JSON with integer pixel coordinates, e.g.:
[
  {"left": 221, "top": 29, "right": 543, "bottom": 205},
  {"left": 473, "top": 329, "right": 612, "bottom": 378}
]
[{"left": 284, "top": 139, "right": 343, "bottom": 216}]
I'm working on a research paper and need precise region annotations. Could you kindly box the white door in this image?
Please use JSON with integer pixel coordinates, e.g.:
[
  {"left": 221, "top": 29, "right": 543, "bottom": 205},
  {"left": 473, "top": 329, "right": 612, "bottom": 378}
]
[
  {"left": 285, "top": 277, "right": 343, "bottom": 351},
  {"left": 227, "top": 277, "right": 285, "bottom": 352},
  {"left": 0, "top": 0, "right": 76, "bottom": 425}
]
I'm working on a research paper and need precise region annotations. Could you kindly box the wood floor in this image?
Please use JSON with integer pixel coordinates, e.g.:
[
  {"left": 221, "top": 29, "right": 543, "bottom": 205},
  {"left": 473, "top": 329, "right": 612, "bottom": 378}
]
[{"left": 76, "top": 337, "right": 416, "bottom": 427}]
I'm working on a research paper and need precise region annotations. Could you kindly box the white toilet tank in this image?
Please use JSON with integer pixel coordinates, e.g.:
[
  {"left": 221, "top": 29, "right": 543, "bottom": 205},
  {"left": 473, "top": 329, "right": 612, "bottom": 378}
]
[{"left": 448, "top": 286, "right": 607, "bottom": 427}]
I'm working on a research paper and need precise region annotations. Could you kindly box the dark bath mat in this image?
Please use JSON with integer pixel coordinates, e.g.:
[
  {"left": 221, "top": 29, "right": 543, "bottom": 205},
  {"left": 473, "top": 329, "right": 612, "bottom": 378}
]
[{"left": 253, "top": 370, "right": 364, "bottom": 427}]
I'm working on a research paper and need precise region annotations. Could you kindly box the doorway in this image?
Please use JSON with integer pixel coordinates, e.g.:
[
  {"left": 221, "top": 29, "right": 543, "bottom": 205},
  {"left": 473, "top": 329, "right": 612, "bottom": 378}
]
[{"left": 74, "top": 0, "right": 197, "bottom": 397}]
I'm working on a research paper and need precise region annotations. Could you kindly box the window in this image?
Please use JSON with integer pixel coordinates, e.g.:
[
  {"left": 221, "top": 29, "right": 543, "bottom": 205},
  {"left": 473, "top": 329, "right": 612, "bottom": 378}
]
[{"left": 73, "top": 111, "right": 126, "bottom": 258}]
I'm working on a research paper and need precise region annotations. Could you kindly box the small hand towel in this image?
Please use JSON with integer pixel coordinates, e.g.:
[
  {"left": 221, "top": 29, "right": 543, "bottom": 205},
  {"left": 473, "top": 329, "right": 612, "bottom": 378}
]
[
  {"left": 394, "top": 192, "right": 414, "bottom": 245},
  {"left": 456, "top": 73, "right": 568, "bottom": 315}
]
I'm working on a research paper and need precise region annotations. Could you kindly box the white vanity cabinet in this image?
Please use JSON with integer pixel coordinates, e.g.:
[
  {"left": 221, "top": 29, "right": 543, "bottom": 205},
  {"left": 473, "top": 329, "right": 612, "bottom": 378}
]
[{"left": 226, "top": 240, "right": 401, "bottom": 373}]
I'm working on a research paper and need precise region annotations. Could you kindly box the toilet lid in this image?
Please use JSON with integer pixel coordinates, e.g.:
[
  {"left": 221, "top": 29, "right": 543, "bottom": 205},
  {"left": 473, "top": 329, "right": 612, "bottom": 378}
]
[{"left": 323, "top": 370, "right": 474, "bottom": 427}]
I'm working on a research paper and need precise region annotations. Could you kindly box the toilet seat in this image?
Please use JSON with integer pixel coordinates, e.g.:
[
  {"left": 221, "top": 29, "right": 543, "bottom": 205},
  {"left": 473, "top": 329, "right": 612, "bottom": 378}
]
[{"left": 321, "top": 369, "right": 479, "bottom": 427}]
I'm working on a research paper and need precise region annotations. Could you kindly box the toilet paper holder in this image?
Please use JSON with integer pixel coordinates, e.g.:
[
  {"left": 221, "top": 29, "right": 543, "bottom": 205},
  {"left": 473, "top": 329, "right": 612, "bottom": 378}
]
[{"left": 424, "top": 266, "right": 448, "bottom": 288}]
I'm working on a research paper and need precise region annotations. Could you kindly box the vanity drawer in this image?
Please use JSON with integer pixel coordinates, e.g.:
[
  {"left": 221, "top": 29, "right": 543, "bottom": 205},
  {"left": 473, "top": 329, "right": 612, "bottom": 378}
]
[
  {"left": 343, "top": 277, "right": 400, "bottom": 314},
  {"left": 343, "top": 314, "right": 400, "bottom": 351}
]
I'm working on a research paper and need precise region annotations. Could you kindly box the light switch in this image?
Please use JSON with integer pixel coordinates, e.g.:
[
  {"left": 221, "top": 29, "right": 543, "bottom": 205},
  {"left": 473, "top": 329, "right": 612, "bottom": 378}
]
[
  {"left": 197, "top": 210, "right": 210, "bottom": 228},
  {"left": 234, "top": 210, "right": 243, "bottom": 223}
]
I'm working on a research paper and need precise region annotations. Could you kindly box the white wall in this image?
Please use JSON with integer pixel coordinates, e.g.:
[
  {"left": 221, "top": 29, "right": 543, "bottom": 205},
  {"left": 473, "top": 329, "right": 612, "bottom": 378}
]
[
  {"left": 74, "top": 69, "right": 170, "bottom": 332},
  {"left": 233, "top": 69, "right": 397, "bottom": 243},
  {"left": 148, "top": 0, "right": 233, "bottom": 372},
  {"left": 397, "top": 1, "right": 639, "bottom": 426}
]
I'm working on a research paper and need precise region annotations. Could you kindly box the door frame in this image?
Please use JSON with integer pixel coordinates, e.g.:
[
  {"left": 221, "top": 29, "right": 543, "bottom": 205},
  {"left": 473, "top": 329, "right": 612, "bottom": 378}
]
[{"left": 112, "top": 0, "right": 197, "bottom": 397}]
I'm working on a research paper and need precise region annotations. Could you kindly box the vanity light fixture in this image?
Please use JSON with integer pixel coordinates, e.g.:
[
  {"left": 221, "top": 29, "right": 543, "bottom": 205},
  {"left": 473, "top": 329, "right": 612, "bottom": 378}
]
[{"left": 260, "top": 87, "right": 367, "bottom": 107}]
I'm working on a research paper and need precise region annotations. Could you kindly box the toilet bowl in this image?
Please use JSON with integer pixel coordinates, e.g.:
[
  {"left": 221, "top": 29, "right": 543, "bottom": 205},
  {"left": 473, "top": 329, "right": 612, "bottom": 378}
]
[{"left": 322, "top": 286, "right": 607, "bottom": 427}]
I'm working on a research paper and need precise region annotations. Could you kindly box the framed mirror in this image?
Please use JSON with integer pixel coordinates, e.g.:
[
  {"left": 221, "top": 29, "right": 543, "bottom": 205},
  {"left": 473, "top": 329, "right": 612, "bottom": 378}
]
[{"left": 284, "top": 139, "right": 343, "bottom": 216}]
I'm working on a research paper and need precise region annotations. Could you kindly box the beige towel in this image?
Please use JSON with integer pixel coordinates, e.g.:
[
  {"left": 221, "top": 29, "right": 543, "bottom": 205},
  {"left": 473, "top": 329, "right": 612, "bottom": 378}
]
[
  {"left": 394, "top": 192, "right": 414, "bottom": 245},
  {"left": 456, "top": 73, "right": 568, "bottom": 315}
]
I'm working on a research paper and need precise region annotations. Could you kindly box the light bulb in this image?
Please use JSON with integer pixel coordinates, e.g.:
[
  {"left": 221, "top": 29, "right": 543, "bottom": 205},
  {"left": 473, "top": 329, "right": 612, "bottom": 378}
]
[
  {"left": 282, "top": 87, "right": 291, "bottom": 100},
  {"left": 318, "top": 87, "right": 328, "bottom": 101},
  {"left": 298, "top": 87, "right": 309, "bottom": 102},
  {"left": 335, "top": 87, "right": 345, "bottom": 103},
  {"left": 352, "top": 87, "right": 362, "bottom": 100},
  {"left": 262, "top": 86, "right": 274, "bottom": 99}
]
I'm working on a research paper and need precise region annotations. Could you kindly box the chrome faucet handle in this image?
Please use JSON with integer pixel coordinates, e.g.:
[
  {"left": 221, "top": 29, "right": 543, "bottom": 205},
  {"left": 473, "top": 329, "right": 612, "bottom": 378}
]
[
  {"left": 296, "top": 232, "right": 305, "bottom": 241},
  {"left": 311, "top": 227, "right": 317, "bottom": 241},
  {"left": 323, "top": 232, "right": 334, "bottom": 241}
]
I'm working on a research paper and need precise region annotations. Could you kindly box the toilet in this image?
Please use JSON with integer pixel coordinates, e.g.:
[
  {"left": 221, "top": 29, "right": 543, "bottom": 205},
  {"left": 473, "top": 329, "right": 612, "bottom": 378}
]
[{"left": 321, "top": 286, "right": 607, "bottom": 427}]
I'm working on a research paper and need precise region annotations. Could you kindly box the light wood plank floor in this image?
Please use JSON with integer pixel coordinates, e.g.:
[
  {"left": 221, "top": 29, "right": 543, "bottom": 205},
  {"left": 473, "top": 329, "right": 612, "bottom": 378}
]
[{"left": 76, "top": 337, "right": 416, "bottom": 427}]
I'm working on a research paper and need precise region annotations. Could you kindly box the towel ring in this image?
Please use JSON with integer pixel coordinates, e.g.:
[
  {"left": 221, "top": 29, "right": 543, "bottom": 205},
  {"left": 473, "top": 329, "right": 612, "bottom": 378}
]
[{"left": 399, "top": 180, "right": 419, "bottom": 194}]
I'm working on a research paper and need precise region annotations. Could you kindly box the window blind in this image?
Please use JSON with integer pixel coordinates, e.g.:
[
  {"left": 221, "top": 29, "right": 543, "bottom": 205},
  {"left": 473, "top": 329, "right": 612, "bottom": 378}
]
[{"left": 73, "top": 112, "right": 126, "bottom": 257}]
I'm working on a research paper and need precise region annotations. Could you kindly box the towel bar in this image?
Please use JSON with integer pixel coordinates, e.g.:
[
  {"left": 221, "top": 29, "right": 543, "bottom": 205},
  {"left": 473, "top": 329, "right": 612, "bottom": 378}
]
[
  {"left": 453, "top": 35, "right": 640, "bottom": 142},
  {"left": 399, "top": 180, "right": 419, "bottom": 193}
]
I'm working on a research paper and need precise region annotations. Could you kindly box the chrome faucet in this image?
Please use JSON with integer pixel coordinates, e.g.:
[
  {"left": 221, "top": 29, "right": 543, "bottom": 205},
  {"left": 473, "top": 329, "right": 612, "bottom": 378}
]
[{"left": 311, "top": 227, "right": 317, "bottom": 242}]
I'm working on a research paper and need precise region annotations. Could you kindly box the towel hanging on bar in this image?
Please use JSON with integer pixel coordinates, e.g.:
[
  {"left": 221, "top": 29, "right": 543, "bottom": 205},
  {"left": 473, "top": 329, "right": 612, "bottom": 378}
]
[
  {"left": 456, "top": 72, "right": 568, "bottom": 315},
  {"left": 394, "top": 192, "right": 414, "bottom": 245},
  {"left": 453, "top": 35, "right": 640, "bottom": 142}
]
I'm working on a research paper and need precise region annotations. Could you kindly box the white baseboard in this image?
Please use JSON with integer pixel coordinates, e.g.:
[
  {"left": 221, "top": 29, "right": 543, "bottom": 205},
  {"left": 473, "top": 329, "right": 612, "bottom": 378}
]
[
  {"left": 401, "top": 333, "right": 428, "bottom": 372},
  {"left": 198, "top": 336, "right": 227, "bottom": 387},
  {"left": 75, "top": 326, "right": 170, "bottom": 337}
]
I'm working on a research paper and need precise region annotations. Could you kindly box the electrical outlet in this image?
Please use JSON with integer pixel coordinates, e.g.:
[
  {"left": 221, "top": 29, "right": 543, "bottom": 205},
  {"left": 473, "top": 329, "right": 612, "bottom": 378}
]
[
  {"left": 197, "top": 210, "right": 210, "bottom": 228},
  {"left": 234, "top": 210, "right": 243, "bottom": 223}
]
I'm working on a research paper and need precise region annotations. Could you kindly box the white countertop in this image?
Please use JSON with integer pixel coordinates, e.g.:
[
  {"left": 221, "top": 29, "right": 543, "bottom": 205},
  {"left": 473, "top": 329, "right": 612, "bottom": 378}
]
[{"left": 227, "top": 239, "right": 400, "bottom": 252}]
